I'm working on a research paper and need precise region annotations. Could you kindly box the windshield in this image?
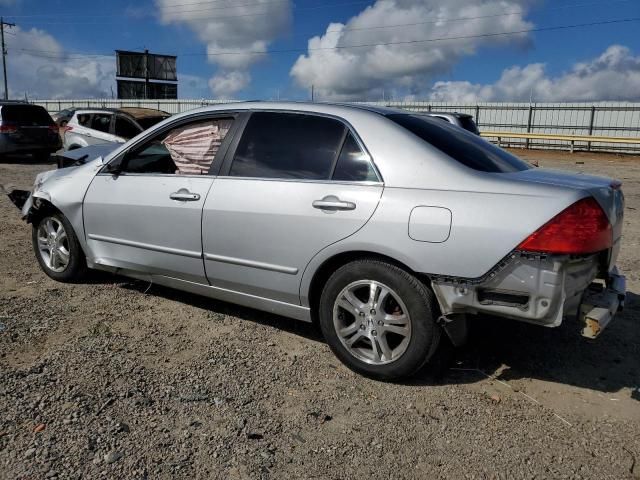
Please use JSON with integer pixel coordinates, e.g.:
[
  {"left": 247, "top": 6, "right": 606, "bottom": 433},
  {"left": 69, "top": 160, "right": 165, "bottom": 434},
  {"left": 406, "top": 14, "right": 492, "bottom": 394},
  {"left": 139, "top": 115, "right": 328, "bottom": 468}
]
[{"left": 387, "top": 113, "right": 531, "bottom": 173}]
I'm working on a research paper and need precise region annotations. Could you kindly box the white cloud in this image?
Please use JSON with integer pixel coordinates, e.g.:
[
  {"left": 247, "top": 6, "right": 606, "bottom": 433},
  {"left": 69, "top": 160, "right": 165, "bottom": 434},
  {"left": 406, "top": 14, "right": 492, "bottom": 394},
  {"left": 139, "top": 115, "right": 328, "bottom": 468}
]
[
  {"left": 156, "top": 0, "right": 291, "bottom": 98},
  {"left": 429, "top": 45, "right": 640, "bottom": 102},
  {"left": 6, "top": 27, "right": 115, "bottom": 99},
  {"left": 291, "top": 0, "right": 535, "bottom": 100},
  {"left": 208, "top": 71, "right": 250, "bottom": 98}
]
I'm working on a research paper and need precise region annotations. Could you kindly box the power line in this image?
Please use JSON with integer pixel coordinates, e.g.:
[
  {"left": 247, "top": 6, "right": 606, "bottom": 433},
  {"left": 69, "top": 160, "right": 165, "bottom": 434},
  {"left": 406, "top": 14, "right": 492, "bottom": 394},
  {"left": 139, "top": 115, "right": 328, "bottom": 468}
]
[
  {"left": 2, "top": 0, "right": 368, "bottom": 20},
  {"left": 8, "top": 16, "right": 640, "bottom": 59},
  {"left": 6, "top": 0, "right": 635, "bottom": 25}
]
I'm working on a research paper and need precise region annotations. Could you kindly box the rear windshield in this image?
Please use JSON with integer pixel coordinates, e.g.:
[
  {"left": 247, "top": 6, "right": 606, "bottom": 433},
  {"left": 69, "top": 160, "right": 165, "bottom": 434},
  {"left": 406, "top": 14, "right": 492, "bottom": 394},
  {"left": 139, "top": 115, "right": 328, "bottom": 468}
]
[
  {"left": 387, "top": 114, "right": 531, "bottom": 173},
  {"left": 1, "top": 105, "right": 53, "bottom": 125}
]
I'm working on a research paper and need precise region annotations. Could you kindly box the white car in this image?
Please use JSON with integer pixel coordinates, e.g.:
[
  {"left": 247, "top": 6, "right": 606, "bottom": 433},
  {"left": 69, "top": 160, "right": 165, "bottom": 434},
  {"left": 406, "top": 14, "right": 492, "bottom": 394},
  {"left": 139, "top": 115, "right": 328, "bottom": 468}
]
[{"left": 63, "top": 107, "right": 169, "bottom": 150}]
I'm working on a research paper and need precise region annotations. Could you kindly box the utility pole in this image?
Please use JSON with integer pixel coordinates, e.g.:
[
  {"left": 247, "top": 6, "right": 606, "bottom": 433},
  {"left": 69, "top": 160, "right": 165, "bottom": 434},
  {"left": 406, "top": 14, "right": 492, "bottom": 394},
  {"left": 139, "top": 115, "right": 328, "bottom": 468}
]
[
  {"left": 1, "top": 17, "right": 15, "bottom": 100},
  {"left": 143, "top": 49, "right": 150, "bottom": 100},
  {"left": 311, "top": 84, "right": 314, "bottom": 102}
]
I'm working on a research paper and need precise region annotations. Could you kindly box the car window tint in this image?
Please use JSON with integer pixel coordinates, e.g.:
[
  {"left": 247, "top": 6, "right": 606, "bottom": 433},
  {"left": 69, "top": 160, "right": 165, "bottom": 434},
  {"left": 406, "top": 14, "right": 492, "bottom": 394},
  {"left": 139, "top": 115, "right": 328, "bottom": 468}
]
[
  {"left": 77, "top": 114, "right": 91, "bottom": 127},
  {"left": 332, "top": 133, "right": 378, "bottom": 182},
  {"left": 387, "top": 114, "right": 531, "bottom": 173},
  {"left": 137, "top": 116, "right": 168, "bottom": 130},
  {"left": 1, "top": 105, "right": 53, "bottom": 125},
  {"left": 121, "top": 118, "right": 233, "bottom": 175},
  {"left": 91, "top": 114, "right": 112, "bottom": 134},
  {"left": 230, "top": 112, "right": 345, "bottom": 180},
  {"left": 114, "top": 116, "right": 141, "bottom": 139}
]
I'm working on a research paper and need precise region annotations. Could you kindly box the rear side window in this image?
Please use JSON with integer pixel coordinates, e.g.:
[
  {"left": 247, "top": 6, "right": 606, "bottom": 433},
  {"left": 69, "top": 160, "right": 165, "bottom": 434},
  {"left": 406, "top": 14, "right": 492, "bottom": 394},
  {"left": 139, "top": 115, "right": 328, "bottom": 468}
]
[
  {"left": 91, "top": 114, "right": 112, "bottom": 134},
  {"left": 387, "top": 114, "right": 531, "bottom": 173},
  {"left": 332, "top": 133, "right": 378, "bottom": 182},
  {"left": 230, "top": 112, "right": 345, "bottom": 180},
  {"left": 1, "top": 105, "right": 53, "bottom": 125}
]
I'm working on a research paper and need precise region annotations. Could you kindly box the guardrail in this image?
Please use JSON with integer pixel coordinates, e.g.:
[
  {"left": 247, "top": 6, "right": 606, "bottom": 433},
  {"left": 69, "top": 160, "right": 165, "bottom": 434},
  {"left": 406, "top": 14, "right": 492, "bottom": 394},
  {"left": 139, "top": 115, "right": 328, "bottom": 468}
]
[{"left": 480, "top": 131, "right": 640, "bottom": 153}]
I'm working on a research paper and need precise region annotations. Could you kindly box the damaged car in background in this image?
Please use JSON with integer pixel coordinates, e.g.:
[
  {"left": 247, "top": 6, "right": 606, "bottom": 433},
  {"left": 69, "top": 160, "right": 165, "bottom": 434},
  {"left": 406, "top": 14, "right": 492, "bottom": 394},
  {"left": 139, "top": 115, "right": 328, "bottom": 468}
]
[{"left": 7, "top": 102, "right": 626, "bottom": 380}]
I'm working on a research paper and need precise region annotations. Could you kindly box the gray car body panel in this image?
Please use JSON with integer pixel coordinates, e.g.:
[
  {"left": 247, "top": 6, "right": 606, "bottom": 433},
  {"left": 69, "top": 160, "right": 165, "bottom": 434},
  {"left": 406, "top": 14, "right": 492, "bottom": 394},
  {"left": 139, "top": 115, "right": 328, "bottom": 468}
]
[{"left": 21, "top": 102, "right": 624, "bottom": 329}]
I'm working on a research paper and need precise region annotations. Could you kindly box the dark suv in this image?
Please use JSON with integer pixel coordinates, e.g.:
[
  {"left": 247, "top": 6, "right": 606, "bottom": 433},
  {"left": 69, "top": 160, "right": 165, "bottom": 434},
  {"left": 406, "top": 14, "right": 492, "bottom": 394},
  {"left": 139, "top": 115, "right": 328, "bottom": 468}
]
[{"left": 0, "top": 102, "right": 62, "bottom": 161}]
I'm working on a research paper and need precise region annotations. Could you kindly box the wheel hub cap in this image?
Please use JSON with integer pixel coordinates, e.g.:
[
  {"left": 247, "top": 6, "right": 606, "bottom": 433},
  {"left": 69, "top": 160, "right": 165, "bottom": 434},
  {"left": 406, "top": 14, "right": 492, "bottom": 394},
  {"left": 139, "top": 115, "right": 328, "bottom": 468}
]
[
  {"left": 37, "top": 217, "right": 70, "bottom": 273},
  {"left": 333, "top": 280, "right": 412, "bottom": 365}
]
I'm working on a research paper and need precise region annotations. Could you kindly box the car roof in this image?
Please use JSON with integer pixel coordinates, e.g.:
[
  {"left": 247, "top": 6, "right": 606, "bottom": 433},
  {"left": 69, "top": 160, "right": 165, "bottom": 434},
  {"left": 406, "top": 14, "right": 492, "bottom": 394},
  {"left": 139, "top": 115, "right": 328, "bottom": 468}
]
[
  {"left": 424, "top": 111, "right": 474, "bottom": 119},
  {"left": 72, "top": 107, "right": 170, "bottom": 120},
  {"left": 162, "top": 101, "right": 419, "bottom": 120}
]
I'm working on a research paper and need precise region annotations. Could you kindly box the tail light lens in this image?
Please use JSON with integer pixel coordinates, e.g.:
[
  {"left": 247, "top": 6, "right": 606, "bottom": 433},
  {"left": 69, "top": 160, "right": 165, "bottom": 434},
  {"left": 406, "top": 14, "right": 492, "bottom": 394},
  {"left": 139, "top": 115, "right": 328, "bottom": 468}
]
[
  {"left": 517, "top": 197, "right": 612, "bottom": 254},
  {"left": 0, "top": 122, "right": 17, "bottom": 133}
]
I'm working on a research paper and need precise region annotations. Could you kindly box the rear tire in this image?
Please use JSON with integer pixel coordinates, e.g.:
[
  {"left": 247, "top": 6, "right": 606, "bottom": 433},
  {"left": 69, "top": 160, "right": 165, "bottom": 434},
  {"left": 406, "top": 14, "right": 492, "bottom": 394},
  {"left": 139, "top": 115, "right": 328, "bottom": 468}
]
[
  {"left": 32, "top": 212, "right": 87, "bottom": 282},
  {"left": 319, "top": 259, "right": 441, "bottom": 380}
]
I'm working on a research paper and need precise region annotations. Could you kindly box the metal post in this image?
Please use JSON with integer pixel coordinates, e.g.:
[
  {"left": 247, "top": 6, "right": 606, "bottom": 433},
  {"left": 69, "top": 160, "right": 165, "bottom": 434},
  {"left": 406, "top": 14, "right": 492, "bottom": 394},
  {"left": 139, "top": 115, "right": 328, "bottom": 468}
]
[
  {"left": 144, "top": 49, "right": 150, "bottom": 100},
  {"left": 525, "top": 103, "right": 534, "bottom": 149},
  {"left": 1, "top": 17, "right": 16, "bottom": 100},
  {"left": 587, "top": 105, "right": 596, "bottom": 151}
]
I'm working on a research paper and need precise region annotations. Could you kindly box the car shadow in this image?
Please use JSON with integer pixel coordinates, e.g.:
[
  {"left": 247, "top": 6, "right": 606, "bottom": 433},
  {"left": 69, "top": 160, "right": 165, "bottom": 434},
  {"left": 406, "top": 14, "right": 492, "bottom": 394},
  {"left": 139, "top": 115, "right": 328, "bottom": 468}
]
[
  {"left": 412, "top": 291, "right": 640, "bottom": 398},
  {"left": 110, "top": 274, "right": 639, "bottom": 396},
  {"left": 0, "top": 153, "right": 56, "bottom": 165},
  {"left": 117, "top": 278, "right": 324, "bottom": 343}
]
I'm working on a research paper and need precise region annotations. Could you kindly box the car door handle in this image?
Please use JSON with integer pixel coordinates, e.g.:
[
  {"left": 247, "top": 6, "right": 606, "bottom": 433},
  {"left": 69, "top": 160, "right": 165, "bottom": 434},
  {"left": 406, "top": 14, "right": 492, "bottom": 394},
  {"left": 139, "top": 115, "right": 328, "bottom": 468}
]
[
  {"left": 312, "top": 196, "right": 356, "bottom": 211},
  {"left": 170, "top": 190, "right": 201, "bottom": 202}
]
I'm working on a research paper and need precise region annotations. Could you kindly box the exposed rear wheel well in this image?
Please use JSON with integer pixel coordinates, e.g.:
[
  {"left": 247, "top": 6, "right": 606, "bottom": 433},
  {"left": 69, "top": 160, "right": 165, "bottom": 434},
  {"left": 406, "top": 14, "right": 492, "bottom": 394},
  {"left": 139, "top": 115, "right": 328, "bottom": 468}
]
[{"left": 307, "top": 251, "right": 431, "bottom": 323}]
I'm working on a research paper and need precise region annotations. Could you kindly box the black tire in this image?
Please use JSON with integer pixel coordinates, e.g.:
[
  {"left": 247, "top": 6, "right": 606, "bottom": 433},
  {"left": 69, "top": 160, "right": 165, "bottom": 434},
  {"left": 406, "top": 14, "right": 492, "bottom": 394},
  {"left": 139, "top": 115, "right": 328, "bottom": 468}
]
[
  {"left": 32, "top": 211, "right": 87, "bottom": 282},
  {"left": 319, "top": 259, "right": 441, "bottom": 380}
]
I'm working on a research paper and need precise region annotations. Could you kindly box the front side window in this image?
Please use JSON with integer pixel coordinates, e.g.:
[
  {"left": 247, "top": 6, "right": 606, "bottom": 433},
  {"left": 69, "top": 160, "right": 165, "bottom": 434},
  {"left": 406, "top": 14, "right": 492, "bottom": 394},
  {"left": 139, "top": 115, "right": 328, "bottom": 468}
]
[
  {"left": 114, "top": 116, "right": 142, "bottom": 140},
  {"left": 387, "top": 114, "right": 531, "bottom": 173},
  {"left": 332, "top": 133, "right": 378, "bottom": 182},
  {"left": 91, "top": 113, "right": 112, "bottom": 134},
  {"left": 118, "top": 117, "right": 233, "bottom": 175},
  {"left": 229, "top": 112, "right": 346, "bottom": 180}
]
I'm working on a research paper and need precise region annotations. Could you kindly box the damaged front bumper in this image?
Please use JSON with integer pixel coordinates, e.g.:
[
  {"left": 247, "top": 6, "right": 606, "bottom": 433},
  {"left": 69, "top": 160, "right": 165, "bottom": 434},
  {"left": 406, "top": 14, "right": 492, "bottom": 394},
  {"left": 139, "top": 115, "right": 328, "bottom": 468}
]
[{"left": 432, "top": 252, "right": 626, "bottom": 339}]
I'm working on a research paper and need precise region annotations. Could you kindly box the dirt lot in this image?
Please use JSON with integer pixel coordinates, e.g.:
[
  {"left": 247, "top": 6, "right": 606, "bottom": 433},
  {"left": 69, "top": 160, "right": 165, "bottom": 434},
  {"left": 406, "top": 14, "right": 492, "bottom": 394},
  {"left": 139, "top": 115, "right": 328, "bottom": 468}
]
[{"left": 1, "top": 149, "right": 639, "bottom": 479}]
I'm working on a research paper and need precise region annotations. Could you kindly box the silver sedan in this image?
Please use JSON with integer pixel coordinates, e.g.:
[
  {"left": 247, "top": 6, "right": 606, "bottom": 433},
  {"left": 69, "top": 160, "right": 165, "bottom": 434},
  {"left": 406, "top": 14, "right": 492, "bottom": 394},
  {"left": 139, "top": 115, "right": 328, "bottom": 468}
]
[{"left": 19, "top": 102, "right": 626, "bottom": 379}]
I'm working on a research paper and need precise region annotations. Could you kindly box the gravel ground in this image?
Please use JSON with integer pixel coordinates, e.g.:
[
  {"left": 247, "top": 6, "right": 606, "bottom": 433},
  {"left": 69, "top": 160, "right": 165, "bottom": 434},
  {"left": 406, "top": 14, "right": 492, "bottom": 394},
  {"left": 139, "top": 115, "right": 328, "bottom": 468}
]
[{"left": 1, "top": 150, "right": 639, "bottom": 479}]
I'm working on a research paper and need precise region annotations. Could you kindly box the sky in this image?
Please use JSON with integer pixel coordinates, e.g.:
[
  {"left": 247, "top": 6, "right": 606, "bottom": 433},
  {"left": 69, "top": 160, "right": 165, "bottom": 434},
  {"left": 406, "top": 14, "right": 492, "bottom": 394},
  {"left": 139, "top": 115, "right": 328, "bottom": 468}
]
[{"left": 1, "top": 0, "right": 639, "bottom": 101}]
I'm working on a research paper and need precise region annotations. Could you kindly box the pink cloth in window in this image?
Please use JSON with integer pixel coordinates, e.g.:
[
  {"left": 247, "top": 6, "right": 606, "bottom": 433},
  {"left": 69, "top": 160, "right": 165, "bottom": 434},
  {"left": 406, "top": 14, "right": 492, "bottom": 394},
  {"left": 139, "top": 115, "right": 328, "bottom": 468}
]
[{"left": 162, "top": 119, "right": 232, "bottom": 175}]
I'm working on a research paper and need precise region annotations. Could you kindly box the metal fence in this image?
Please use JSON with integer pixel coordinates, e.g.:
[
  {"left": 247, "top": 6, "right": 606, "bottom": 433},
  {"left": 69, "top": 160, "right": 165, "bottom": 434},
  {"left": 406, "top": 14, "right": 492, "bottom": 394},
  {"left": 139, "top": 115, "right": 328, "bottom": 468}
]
[{"left": 34, "top": 99, "right": 640, "bottom": 153}]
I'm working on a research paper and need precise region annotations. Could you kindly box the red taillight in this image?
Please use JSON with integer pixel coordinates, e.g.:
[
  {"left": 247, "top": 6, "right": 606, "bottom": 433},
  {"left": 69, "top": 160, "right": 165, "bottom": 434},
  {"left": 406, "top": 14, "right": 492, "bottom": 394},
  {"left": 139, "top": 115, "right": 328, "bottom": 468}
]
[
  {"left": 517, "top": 197, "right": 612, "bottom": 254},
  {"left": 0, "top": 123, "right": 17, "bottom": 133}
]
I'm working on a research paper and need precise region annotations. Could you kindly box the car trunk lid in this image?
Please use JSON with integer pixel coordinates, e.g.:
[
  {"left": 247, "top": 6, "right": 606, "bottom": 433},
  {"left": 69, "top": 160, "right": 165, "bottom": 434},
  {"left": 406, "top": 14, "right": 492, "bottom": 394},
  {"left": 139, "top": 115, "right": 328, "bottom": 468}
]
[{"left": 505, "top": 168, "right": 624, "bottom": 269}]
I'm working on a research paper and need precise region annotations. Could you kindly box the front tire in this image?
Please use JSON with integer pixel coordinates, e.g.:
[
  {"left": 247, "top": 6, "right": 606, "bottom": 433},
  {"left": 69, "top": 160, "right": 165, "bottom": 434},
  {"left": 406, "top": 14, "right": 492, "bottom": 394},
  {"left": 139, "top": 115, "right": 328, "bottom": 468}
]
[
  {"left": 319, "top": 259, "right": 441, "bottom": 380},
  {"left": 32, "top": 212, "right": 87, "bottom": 282}
]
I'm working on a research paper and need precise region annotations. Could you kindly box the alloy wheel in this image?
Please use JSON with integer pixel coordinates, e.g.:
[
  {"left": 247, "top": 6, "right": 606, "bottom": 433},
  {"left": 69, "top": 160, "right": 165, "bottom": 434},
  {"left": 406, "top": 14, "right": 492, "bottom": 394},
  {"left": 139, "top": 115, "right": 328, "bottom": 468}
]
[
  {"left": 36, "top": 217, "right": 70, "bottom": 273},
  {"left": 333, "top": 280, "right": 412, "bottom": 365}
]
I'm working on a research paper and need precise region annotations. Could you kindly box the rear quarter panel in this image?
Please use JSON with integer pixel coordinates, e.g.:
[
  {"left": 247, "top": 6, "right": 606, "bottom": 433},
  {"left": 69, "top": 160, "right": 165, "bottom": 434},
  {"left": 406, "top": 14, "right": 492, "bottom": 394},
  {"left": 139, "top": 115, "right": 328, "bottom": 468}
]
[{"left": 299, "top": 181, "right": 585, "bottom": 306}]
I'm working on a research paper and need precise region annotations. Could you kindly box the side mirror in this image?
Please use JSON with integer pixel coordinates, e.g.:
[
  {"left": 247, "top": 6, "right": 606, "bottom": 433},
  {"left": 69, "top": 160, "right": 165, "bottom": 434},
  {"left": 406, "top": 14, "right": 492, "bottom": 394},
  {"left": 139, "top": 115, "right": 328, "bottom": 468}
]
[{"left": 104, "top": 161, "right": 122, "bottom": 176}]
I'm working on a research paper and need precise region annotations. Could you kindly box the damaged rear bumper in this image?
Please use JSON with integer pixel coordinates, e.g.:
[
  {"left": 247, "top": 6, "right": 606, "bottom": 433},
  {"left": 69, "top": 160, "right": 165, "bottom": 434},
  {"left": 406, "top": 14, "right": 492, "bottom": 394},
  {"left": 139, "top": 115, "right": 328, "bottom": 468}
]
[
  {"left": 580, "top": 268, "right": 626, "bottom": 339},
  {"left": 431, "top": 252, "right": 626, "bottom": 337}
]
